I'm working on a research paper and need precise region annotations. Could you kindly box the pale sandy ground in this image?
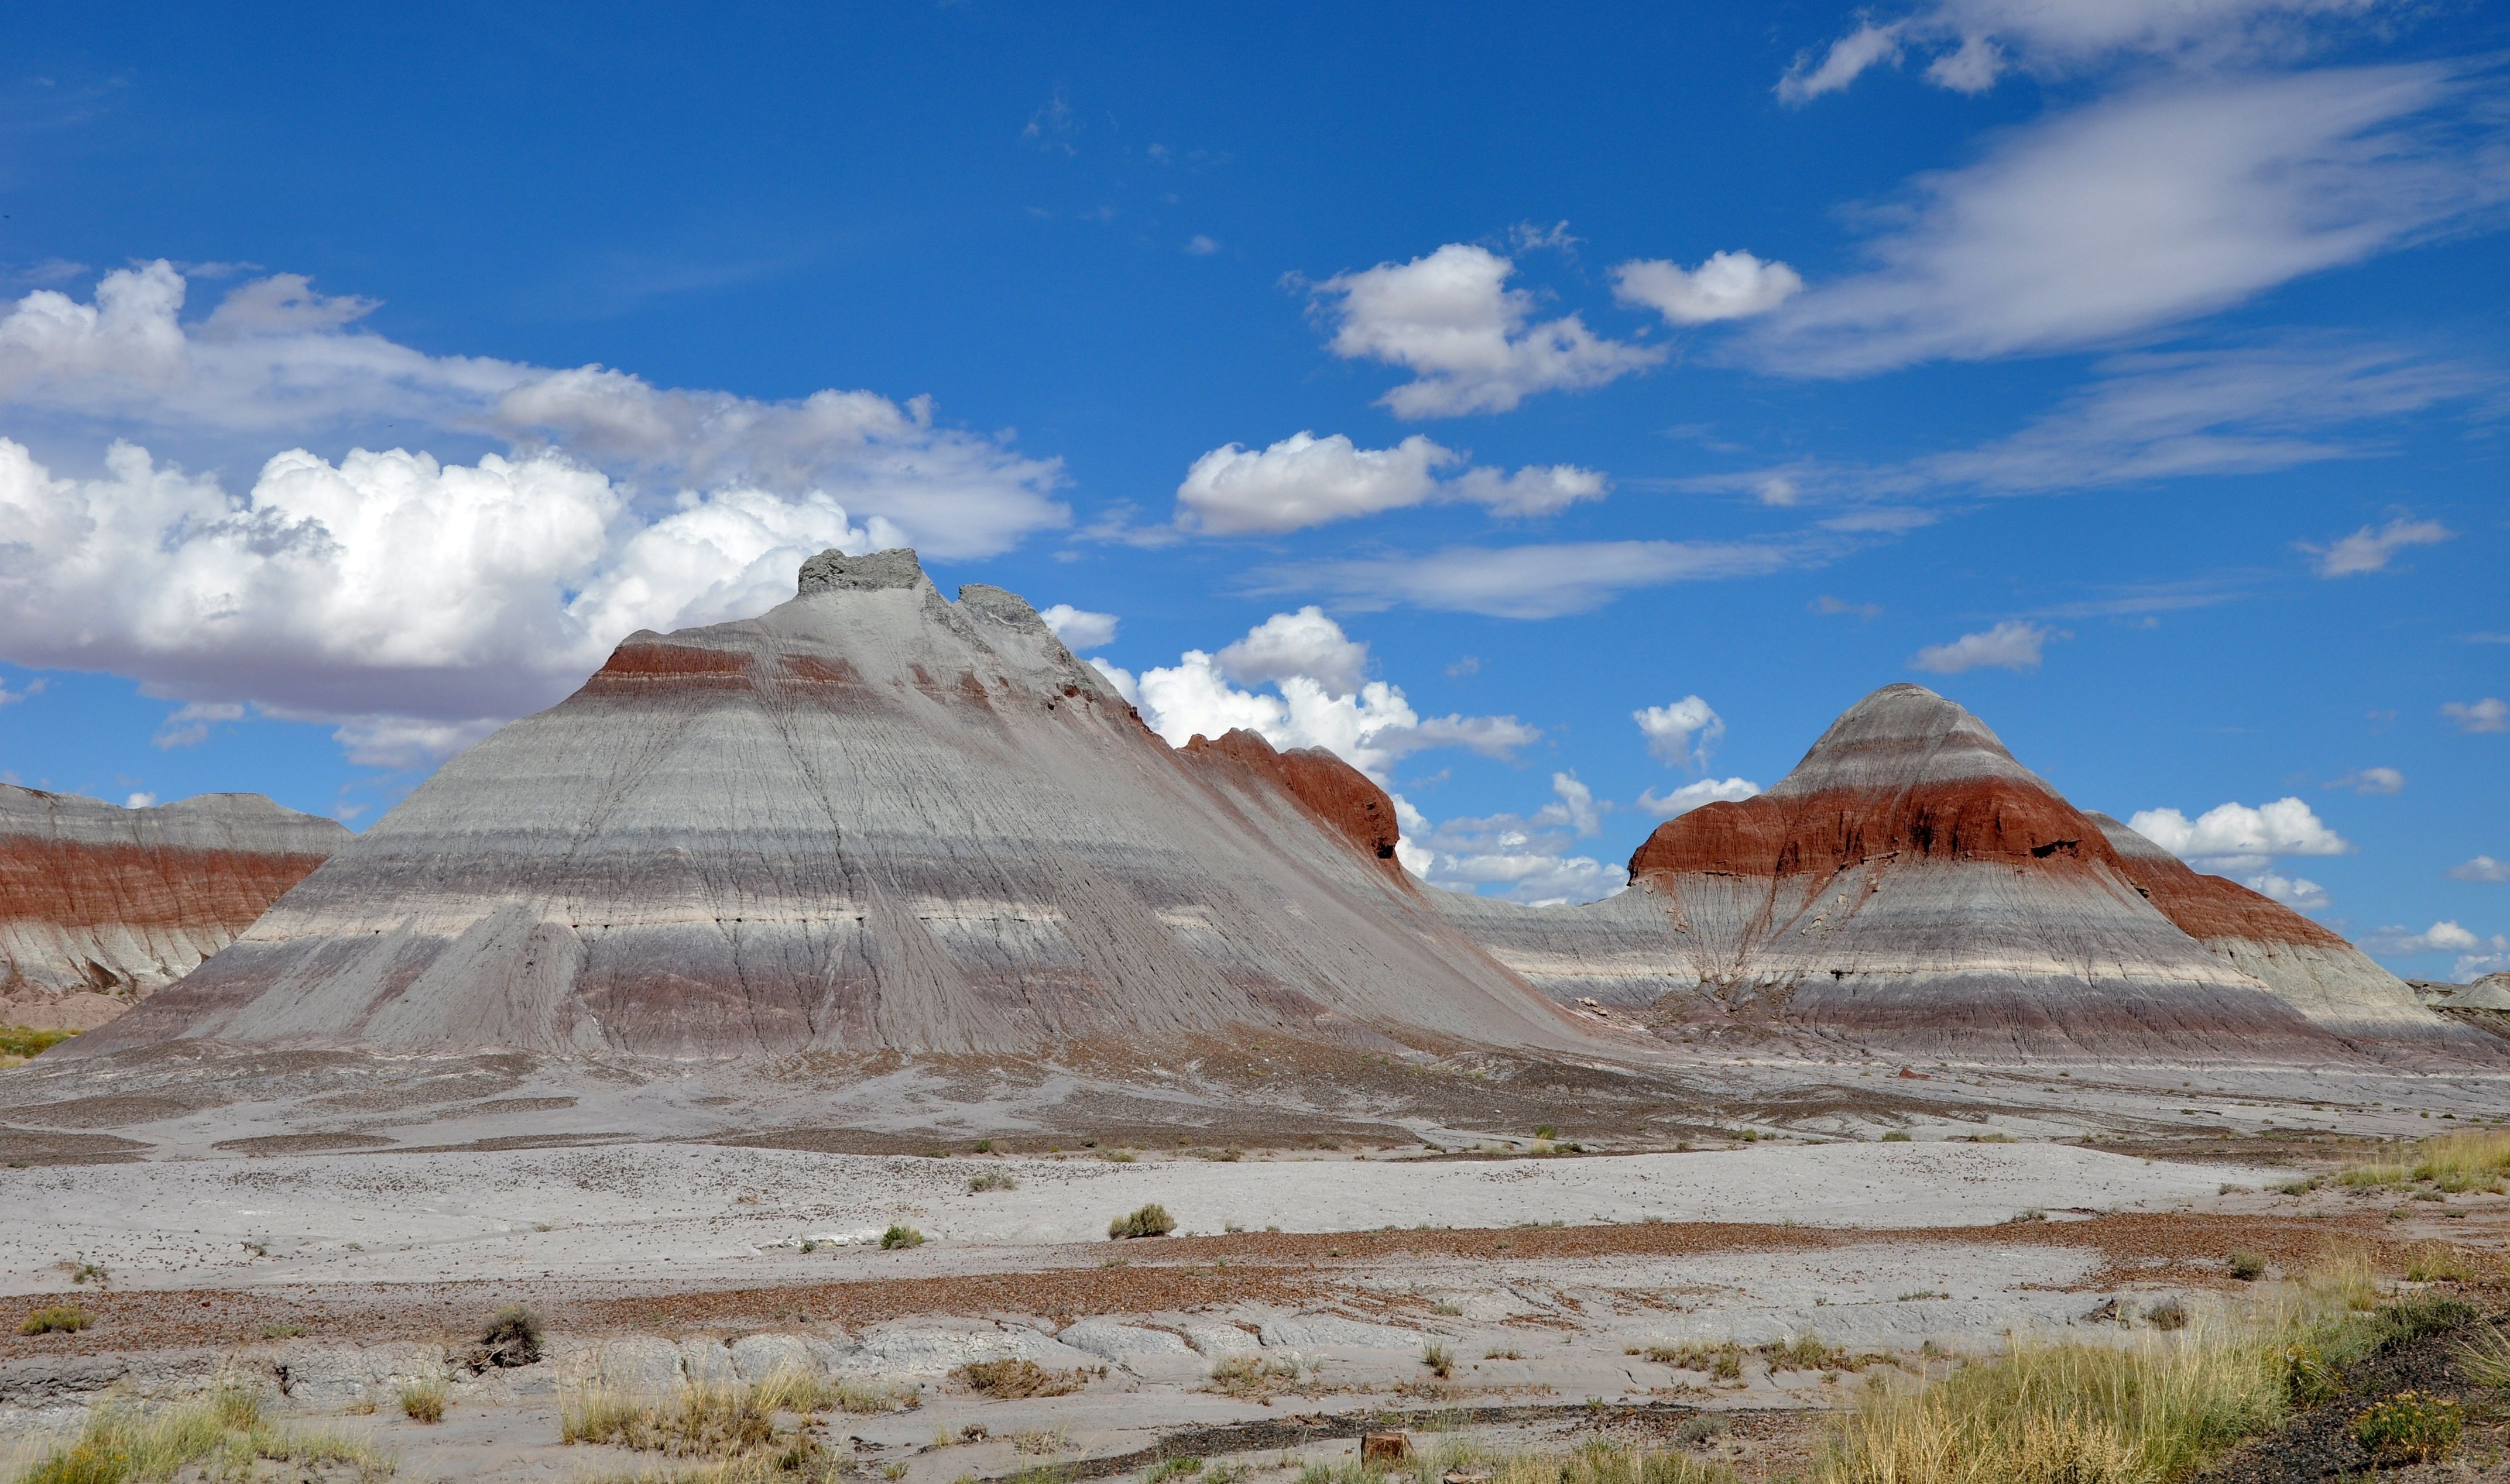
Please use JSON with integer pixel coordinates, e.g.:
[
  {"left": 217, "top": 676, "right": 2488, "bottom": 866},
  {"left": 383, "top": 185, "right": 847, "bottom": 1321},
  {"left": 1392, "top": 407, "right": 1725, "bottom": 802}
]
[
  {"left": 0, "top": 1142, "right": 2276, "bottom": 1293},
  {"left": 0, "top": 1139, "right": 2396, "bottom": 1482}
]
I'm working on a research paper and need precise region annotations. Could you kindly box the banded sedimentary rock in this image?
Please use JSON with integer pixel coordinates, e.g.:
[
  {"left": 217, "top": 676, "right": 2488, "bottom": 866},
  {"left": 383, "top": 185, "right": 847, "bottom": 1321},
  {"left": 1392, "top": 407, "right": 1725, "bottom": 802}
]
[
  {"left": 1442, "top": 684, "right": 2481, "bottom": 1060},
  {"left": 2086, "top": 812, "right": 2448, "bottom": 1039},
  {"left": 1, "top": 786, "right": 348, "bottom": 1029},
  {"left": 77, "top": 550, "right": 1586, "bottom": 1060}
]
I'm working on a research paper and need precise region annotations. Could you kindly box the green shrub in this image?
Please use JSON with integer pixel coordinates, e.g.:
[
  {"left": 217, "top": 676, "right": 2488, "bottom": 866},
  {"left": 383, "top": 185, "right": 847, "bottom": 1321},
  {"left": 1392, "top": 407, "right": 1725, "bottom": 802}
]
[
  {"left": 2283, "top": 1342, "right": 2341, "bottom": 1406},
  {"left": 1108, "top": 1203, "right": 1176, "bottom": 1239},
  {"left": 1880, "top": 1131, "right": 1912, "bottom": 1142},
  {"left": 21, "top": 1306, "right": 90, "bottom": 1335},
  {"left": 880, "top": 1224, "right": 925, "bottom": 1249},
  {"left": 2351, "top": 1391, "right": 2462, "bottom": 1463},
  {"left": 0, "top": 1026, "right": 77, "bottom": 1059},
  {"left": 2229, "top": 1252, "right": 2266, "bottom": 1282}
]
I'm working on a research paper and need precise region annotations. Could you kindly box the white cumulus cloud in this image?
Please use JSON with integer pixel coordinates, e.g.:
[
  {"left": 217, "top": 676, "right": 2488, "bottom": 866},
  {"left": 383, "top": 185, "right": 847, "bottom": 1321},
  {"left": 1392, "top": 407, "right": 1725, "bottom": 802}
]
[
  {"left": 1311, "top": 243, "right": 1663, "bottom": 418},
  {"left": 122, "top": 792, "right": 156, "bottom": 809},
  {"left": 1100, "top": 609, "right": 1538, "bottom": 783},
  {"left": 1910, "top": 620, "right": 2059, "bottom": 674},
  {"left": 2362, "top": 920, "right": 2484, "bottom": 956},
  {"left": 1173, "top": 431, "right": 1608, "bottom": 535},
  {"left": 1403, "top": 772, "right": 1627, "bottom": 906},
  {"left": 2303, "top": 516, "right": 2452, "bottom": 576},
  {"left": 2446, "top": 856, "right": 2508, "bottom": 884},
  {"left": 0, "top": 437, "right": 886, "bottom": 762},
  {"left": 2128, "top": 796, "right": 2353, "bottom": 873},
  {"left": 1215, "top": 606, "right": 1371, "bottom": 697},
  {"left": 1633, "top": 696, "right": 1725, "bottom": 770},
  {"left": 1038, "top": 604, "right": 1119, "bottom": 652},
  {"left": 1638, "top": 777, "right": 1763, "bottom": 817},
  {"left": 1613, "top": 252, "right": 1805, "bottom": 324},
  {"left": 2443, "top": 698, "right": 2508, "bottom": 733}
]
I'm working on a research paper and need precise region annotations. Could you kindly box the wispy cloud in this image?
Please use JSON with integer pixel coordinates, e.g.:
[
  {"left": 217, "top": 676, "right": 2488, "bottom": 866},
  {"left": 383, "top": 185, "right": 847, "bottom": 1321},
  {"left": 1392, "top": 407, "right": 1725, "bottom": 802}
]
[
  {"left": 1257, "top": 538, "right": 1811, "bottom": 620},
  {"left": 1750, "top": 66, "right": 2510, "bottom": 375}
]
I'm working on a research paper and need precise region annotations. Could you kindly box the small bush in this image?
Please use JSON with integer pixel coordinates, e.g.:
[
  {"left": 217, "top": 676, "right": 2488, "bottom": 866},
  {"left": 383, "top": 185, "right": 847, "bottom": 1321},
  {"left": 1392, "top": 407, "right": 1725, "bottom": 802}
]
[
  {"left": 1109, "top": 1203, "right": 1176, "bottom": 1239},
  {"left": 1147, "top": 1459, "right": 1203, "bottom": 1483},
  {"left": 2352, "top": 1390, "right": 2463, "bottom": 1464},
  {"left": 969, "top": 1171, "right": 1018, "bottom": 1193},
  {"left": 1880, "top": 1131, "right": 1912, "bottom": 1142},
  {"left": 880, "top": 1224, "right": 925, "bottom": 1249},
  {"left": 20, "top": 1306, "right": 90, "bottom": 1335},
  {"left": 1421, "top": 1341, "right": 1453, "bottom": 1378},
  {"left": 2272, "top": 1176, "right": 2322, "bottom": 1196},
  {"left": 955, "top": 1358, "right": 1095, "bottom": 1399},
  {"left": 70, "top": 1263, "right": 107, "bottom": 1286},
  {"left": 478, "top": 1303, "right": 543, "bottom": 1366},
  {"left": 400, "top": 1376, "right": 447, "bottom": 1423},
  {"left": 2145, "top": 1297, "right": 2189, "bottom": 1331},
  {"left": 2229, "top": 1251, "right": 2266, "bottom": 1282}
]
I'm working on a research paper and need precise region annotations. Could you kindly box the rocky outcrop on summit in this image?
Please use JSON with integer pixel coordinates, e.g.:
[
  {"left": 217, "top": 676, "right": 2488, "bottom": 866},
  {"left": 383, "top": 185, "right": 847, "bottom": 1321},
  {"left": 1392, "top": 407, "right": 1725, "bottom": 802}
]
[
  {"left": 76, "top": 551, "right": 1586, "bottom": 1060},
  {"left": 1442, "top": 684, "right": 2484, "bottom": 1060},
  {"left": 2086, "top": 812, "right": 2441, "bottom": 1039},
  {"left": 1, "top": 786, "right": 348, "bottom": 1029}
]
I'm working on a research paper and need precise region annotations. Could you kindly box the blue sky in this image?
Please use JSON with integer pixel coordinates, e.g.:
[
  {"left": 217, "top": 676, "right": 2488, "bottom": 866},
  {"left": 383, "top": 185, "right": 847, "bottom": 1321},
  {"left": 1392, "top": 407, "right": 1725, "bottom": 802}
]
[{"left": 0, "top": 1, "right": 2504, "bottom": 978}]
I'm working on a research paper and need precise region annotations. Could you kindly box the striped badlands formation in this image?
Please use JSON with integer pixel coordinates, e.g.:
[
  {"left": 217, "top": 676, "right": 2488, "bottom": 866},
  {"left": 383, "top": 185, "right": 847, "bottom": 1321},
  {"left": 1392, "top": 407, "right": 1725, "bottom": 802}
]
[
  {"left": 1, "top": 786, "right": 347, "bottom": 1029},
  {"left": 74, "top": 551, "right": 1590, "bottom": 1060},
  {"left": 1441, "top": 684, "right": 2487, "bottom": 1060}
]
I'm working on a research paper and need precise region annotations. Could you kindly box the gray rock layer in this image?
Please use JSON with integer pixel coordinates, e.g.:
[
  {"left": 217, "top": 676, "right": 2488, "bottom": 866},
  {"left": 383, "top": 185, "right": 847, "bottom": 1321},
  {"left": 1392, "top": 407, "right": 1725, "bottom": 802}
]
[{"left": 76, "top": 552, "right": 1587, "bottom": 1060}]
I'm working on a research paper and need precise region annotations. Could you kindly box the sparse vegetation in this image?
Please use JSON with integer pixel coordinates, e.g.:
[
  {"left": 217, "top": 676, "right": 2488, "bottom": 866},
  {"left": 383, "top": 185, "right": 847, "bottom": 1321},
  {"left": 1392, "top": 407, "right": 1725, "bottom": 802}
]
[
  {"left": 399, "top": 1376, "right": 447, "bottom": 1423},
  {"left": 475, "top": 1303, "right": 543, "bottom": 1367},
  {"left": 2229, "top": 1251, "right": 2266, "bottom": 1282},
  {"left": 2457, "top": 1324, "right": 2510, "bottom": 1394},
  {"left": 14, "top": 1383, "right": 386, "bottom": 1484},
  {"left": 968, "top": 1170, "right": 1018, "bottom": 1193},
  {"left": 953, "top": 1359, "right": 1098, "bottom": 1399},
  {"left": 1206, "top": 1355, "right": 1302, "bottom": 1399},
  {"left": 2403, "top": 1242, "right": 2478, "bottom": 1283},
  {"left": 880, "top": 1224, "right": 925, "bottom": 1249},
  {"left": 1807, "top": 1248, "right": 2482, "bottom": 1484},
  {"left": 20, "top": 1305, "right": 90, "bottom": 1335},
  {"left": 260, "top": 1322, "right": 307, "bottom": 1340},
  {"left": 563, "top": 1370, "right": 913, "bottom": 1468},
  {"left": 1643, "top": 1342, "right": 1744, "bottom": 1381},
  {"left": 1100, "top": 1148, "right": 1138, "bottom": 1163},
  {"left": 70, "top": 1263, "right": 107, "bottom": 1286},
  {"left": 1108, "top": 1203, "right": 1176, "bottom": 1239},
  {"left": 1484, "top": 1345, "right": 1523, "bottom": 1361},
  {"left": 0, "top": 1026, "right": 77, "bottom": 1060},
  {"left": 1419, "top": 1341, "right": 1453, "bottom": 1378},
  {"left": 1879, "top": 1131, "right": 1911, "bottom": 1142},
  {"left": 2351, "top": 1390, "right": 2463, "bottom": 1464},
  {"left": 2144, "top": 1296, "right": 2189, "bottom": 1331}
]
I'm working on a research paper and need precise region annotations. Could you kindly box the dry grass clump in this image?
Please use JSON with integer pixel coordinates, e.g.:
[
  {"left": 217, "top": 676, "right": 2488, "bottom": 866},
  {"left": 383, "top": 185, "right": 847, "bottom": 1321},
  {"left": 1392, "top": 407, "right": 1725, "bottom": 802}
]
[
  {"left": 1205, "top": 1354, "right": 1302, "bottom": 1399},
  {"left": 397, "top": 1376, "right": 447, "bottom": 1423},
  {"left": 1809, "top": 1245, "right": 2480, "bottom": 1484},
  {"left": 1109, "top": 1203, "right": 1176, "bottom": 1239},
  {"left": 20, "top": 1306, "right": 90, "bottom": 1336},
  {"left": 2403, "top": 1242, "right": 2480, "bottom": 1283},
  {"left": 561, "top": 1370, "right": 920, "bottom": 1471},
  {"left": 1640, "top": 1342, "right": 1745, "bottom": 1381},
  {"left": 879, "top": 1224, "right": 923, "bottom": 1249},
  {"left": 952, "top": 1358, "right": 1098, "bottom": 1399},
  {"left": 15, "top": 1383, "right": 388, "bottom": 1484},
  {"left": 2412, "top": 1129, "right": 2510, "bottom": 1186},
  {"left": 475, "top": 1304, "right": 543, "bottom": 1368},
  {"left": 967, "top": 1170, "right": 1017, "bottom": 1193}
]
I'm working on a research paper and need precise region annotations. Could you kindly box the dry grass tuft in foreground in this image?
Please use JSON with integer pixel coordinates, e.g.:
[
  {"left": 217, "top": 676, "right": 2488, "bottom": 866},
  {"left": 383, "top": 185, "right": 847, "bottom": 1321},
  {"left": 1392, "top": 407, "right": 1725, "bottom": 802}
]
[
  {"left": 953, "top": 1358, "right": 1100, "bottom": 1399},
  {"left": 560, "top": 1370, "right": 921, "bottom": 1472},
  {"left": 1809, "top": 1246, "right": 2484, "bottom": 1484},
  {"left": 13, "top": 1382, "right": 389, "bottom": 1484}
]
